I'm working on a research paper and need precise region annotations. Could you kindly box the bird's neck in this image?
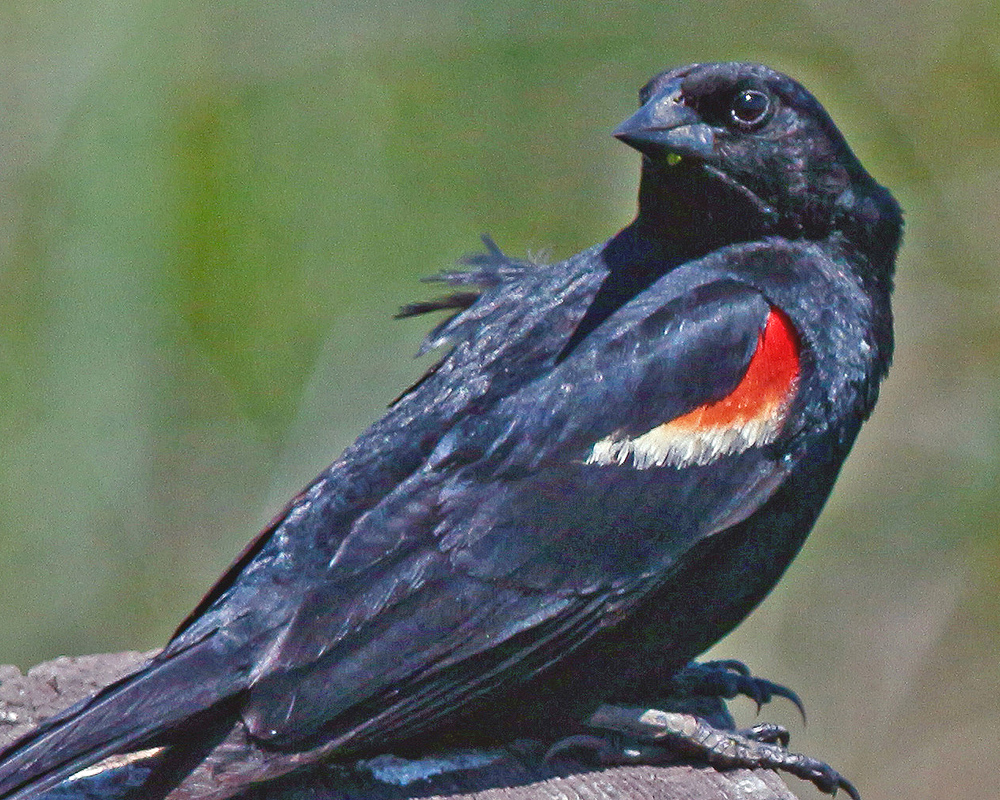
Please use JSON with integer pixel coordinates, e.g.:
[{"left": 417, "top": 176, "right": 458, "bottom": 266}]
[{"left": 631, "top": 163, "right": 778, "bottom": 257}]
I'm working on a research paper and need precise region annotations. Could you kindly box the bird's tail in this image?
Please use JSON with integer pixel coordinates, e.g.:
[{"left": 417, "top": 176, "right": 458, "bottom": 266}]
[{"left": 0, "top": 634, "right": 248, "bottom": 800}]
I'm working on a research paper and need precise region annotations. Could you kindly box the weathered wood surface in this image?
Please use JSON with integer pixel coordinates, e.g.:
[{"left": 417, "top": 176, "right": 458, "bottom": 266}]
[{"left": 0, "top": 651, "right": 796, "bottom": 800}]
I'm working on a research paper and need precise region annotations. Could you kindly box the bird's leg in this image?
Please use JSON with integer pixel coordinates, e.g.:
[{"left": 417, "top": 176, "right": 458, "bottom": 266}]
[
  {"left": 573, "top": 704, "right": 858, "bottom": 799},
  {"left": 545, "top": 661, "right": 855, "bottom": 798}
]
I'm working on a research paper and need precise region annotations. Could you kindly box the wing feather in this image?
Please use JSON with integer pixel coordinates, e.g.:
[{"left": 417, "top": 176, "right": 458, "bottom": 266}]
[{"left": 237, "top": 270, "right": 790, "bottom": 750}]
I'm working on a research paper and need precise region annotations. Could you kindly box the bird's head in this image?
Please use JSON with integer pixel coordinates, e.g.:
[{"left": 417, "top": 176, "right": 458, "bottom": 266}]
[{"left": 616, "top": 62, "right": 901, "bottom": 261}]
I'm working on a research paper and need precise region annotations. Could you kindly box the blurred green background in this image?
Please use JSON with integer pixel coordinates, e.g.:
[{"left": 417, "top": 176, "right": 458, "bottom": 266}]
[{"left": 1, "top": 1, "right": 997, "bottom": 798}]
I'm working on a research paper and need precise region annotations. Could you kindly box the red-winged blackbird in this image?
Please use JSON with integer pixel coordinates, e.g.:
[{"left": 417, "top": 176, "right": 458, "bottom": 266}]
[{"left": 0, "top": 62, "right": 901, "bottom": 800}]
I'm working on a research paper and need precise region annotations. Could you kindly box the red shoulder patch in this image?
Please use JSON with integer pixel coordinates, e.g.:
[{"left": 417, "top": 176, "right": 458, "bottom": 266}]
[
  {"left": 587, "top": 308, "right": 800, "bottom": 469},
  {"left": 670, "top": 308, "right": 799, "bottom": 432}
]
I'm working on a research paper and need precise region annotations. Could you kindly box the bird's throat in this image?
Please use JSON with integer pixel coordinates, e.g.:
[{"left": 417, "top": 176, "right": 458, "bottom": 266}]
[{"left": 635, "top": 162, "right": 777, "bottom": 254}]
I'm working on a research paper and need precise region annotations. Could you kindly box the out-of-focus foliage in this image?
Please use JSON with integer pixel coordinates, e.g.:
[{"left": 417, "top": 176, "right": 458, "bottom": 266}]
[{"left": 1, "top": 2, "right": 996, "bottom": 798}]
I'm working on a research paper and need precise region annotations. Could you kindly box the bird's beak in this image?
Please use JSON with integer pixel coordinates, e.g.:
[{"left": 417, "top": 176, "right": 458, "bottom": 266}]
[{"left": 613, "top": 80, "right": 715, "bottom": 165}]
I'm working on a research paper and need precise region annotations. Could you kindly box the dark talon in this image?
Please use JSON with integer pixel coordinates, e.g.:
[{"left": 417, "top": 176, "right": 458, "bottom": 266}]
[
  {"left": 787, "top": 753, "right": 860, "bottom": 799},
  {"left": 750, "top": 676, "right": 806, "bottom": 722},
  {"left": 841, "top": 776, "right": 862, "bottom": 800}
]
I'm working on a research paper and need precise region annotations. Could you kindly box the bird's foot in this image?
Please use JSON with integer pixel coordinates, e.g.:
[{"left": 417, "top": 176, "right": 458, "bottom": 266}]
[
  {"left": 580, "top": 705, "right": 861, "bottom": 800},
  {"left": 667, "top": 659, "right": 805, "bottom": 720},
  {"left": 543, "top": 719, "right": 788, "bottom": 768},
  {"left": 574, "top": 704, "right": 858, "bottom": 799}
]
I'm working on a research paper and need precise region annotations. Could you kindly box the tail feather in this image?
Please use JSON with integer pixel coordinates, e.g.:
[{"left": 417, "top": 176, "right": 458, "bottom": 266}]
[{"left": 0, "top": 636, "right": 248, "bottom": 800}]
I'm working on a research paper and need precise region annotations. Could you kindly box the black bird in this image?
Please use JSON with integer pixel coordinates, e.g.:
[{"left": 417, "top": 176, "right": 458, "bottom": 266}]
[{"left": 0, "top": 62, "right": 901, "bottom": 799}]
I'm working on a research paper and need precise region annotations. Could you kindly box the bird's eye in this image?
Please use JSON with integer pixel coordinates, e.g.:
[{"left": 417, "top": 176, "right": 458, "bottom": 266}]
[{"left": 730, "top": 89, "right": 772, "bottom": 129}]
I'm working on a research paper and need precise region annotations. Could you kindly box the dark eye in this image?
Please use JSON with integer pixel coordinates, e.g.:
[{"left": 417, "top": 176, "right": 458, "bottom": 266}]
[{"left": 730, "top": 89, "right": 771, "bottom": 129}]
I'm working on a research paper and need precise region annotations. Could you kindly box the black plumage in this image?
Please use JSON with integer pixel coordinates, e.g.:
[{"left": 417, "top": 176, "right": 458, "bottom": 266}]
[{"left": 0, "top": 62, "right": 902, "bottom": 799}]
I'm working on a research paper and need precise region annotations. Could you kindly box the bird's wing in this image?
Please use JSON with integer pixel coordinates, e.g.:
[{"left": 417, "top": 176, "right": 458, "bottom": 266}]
[{"left": 240, "top": 272, "right": 801, "bottom": 750}]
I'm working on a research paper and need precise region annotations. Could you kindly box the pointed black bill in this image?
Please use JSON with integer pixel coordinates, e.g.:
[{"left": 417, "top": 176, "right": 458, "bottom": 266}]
[{"left": 613, "top": 78, "right": 715, "bottom": 163}]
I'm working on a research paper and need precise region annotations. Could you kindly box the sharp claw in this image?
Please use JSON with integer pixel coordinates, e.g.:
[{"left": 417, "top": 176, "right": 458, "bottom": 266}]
[
  {"left": 779, "top": 684, "right": 806, "bottom": 724},
  {"left": 765, "top": 679, "right": 806, "bottom": 722},
  {"left": 756, "top": 678, "right": 807, "bottom": 722},
  {"left": 839, "top": 775, "right": 862, "bottom": 800},
  {"left": 781, "top": 750, "right": 860, "bottom": 799}
]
